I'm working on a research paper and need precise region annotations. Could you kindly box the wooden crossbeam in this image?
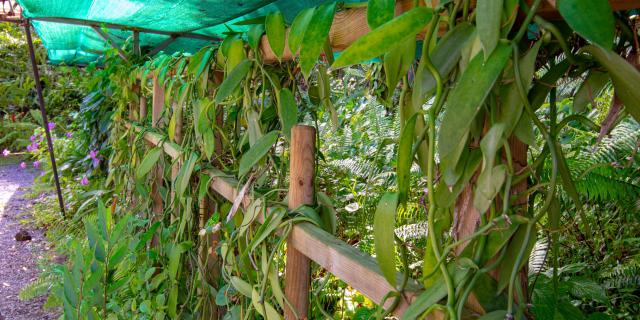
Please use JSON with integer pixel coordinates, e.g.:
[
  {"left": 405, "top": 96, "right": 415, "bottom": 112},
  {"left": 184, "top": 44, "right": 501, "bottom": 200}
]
[{"left": 124, "top": 120, "right": 422, "bottom": 316}]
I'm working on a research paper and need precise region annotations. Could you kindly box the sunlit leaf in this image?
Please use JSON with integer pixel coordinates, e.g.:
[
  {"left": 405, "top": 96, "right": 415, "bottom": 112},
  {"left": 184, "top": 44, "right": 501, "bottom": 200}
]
[
  {"left": 333, "top": 7, "right": 433, "bottom": 69},
  {"left": 266, "top": 11, "right": 286, "bottom": 59},
  {"left": 300, "top": 2, "right": 336, "bottom": 78},
  {"left": 558, "top": 0, "right": 614, "bottom": 48}
]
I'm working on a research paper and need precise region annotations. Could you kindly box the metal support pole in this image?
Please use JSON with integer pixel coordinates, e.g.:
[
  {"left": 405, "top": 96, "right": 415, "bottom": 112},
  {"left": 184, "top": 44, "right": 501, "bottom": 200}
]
[{"left": 24, "top": 20, "right": 66, "bottom": 216}]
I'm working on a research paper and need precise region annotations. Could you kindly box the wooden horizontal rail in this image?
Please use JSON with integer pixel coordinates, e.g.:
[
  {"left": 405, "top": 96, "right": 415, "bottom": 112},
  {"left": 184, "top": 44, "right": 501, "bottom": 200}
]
[{"left": 125, "top": 120, "right": 422, "bottom": 316}]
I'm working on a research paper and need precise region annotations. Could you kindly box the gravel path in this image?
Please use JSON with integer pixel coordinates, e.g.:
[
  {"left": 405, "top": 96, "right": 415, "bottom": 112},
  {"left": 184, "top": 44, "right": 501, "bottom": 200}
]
[{"left": 0, "top": 162, "right": 57, "bottom": 320}]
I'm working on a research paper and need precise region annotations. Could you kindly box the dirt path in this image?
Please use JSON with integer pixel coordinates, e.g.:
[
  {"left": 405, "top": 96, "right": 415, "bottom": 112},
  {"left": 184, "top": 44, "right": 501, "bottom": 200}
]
[{"left": 0, "top": 162, "right": 57, "bottom": 320}]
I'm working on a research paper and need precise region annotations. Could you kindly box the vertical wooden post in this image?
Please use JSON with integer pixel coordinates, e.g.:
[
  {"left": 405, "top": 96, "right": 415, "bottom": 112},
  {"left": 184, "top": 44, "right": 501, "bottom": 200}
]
[
  {"left": 140, "top": 95, "right": 147, "bottom": 120},
  {"left": 284, "top": 125, "right": 316, "bottom": 320},
  {"left": 171, "top": 101, "right": 183, "bottom": 222},
  {"left": 150, "top": 75, "right": 164, "bottom": 246},
  {"left": 152, "top": 75, "right": 165, "bottom": 127}
]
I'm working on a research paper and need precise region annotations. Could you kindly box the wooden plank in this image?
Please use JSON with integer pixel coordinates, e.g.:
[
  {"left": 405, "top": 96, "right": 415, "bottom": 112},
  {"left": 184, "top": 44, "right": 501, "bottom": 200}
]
[
  {"left": 284, "top": 126, "right": 316, "bottom": 320},
  {"left": 290, "top": 223, "right": 420, "bottom": 315},
  {"left": 129, "top": 124, "right": 422, "bottom": 316},
  {"left": 124, "top": 122, "right": 182, "bottom": 159}
]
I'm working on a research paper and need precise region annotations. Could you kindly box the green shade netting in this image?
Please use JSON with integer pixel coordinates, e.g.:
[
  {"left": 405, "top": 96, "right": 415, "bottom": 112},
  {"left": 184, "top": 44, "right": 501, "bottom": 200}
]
[{"left": 16, "top": 0, "right": 343, "bottom": 64}]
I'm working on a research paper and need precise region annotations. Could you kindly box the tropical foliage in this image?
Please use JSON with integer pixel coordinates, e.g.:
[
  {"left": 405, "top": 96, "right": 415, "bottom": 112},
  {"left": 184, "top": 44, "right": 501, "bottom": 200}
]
[{"left": 4, "top": 0, "right": 640, "bottom": 320}]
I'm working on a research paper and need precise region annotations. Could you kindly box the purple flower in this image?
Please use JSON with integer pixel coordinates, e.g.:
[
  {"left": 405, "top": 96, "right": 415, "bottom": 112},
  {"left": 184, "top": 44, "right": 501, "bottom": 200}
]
[
  {"left": 80, "top": 176, "right": 89, "bottom": 186},
  {"left": 20, "top": 162, "right": 27, "bottom": 169},
  {"left": 47, "top": 122, "right": 56, "bottom": 130},
  {"left": 66, "top": 132, "right": 73, "bottom": 139},
  {"left": 33, "top": 161, "right": 40, "bottom": 169},
  {"left": 89, "top": 150, "right": 98, "bottom": 159},
  {"left": 30, "top": 135, "right": 37, "bottom": 142},
  {"left": 26, "top": 143, "right": 39, "bottom": 153},
  {"left": 92, "top": 158, "right": 101, "bottom": 167},
  {"left": 2, "top": 149, "right": 10, "bottom": 157}
]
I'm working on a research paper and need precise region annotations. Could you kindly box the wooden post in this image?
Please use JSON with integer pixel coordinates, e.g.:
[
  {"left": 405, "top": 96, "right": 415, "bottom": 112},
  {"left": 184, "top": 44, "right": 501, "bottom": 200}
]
[
  {"left": 140, "top": 96, "right": 147, "bottom": 121},
  {"left": 150, "top": 75, "right": 164, "bottom": 246},
  {"left": 152, "top": 76, "right": 165, "bottom": 127},
  {"left": 171, "top": 101, "right": 183, "bottom": 222},
  {"left": 284, "top": 125, "right": 316, "bottom": 320}
]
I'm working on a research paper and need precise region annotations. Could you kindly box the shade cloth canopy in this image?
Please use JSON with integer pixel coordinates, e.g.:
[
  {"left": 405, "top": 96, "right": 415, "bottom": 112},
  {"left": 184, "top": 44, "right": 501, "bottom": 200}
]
[{"left": 16, "top": 0, "right": 343, "bottom": 64}]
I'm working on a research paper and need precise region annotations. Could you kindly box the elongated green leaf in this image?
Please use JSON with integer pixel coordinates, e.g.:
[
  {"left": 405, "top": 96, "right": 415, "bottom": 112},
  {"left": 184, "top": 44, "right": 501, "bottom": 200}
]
[
  {"left": 300, "top": 2, "right": 336, "bottom": 78},
  {"left": 175, "top": 152, "right": 198, "bottom": 199},
  {"left": 288, "top": 8, "right": 315, "bottom": 54},
  {"left": 413, "top": 22, "right": 475, "bottom": 110},
  {"left": 187, "top": 47, "right": 213, "bottom": 79},
  {"left": 247, "top": 24, "right": 265, "bottom": 52},
  {"left": 384, "top": 37, "right": 415, "bottom": 100},
  {"left": 477, "top": 0, "right": 503, "bottom": 58},
  {"left": 238, "top": 131, "right": 279, "bottom": 176},
  {"left": 583, "top": 45, "right": 640, "bottom": 123},
  {"left": 277, "top": 88, "right": 298, "bottom": 141},
  {"left": 402, "top": 265, "right": 470, "bottom": 320},
  {"left": 498, "top": 41, "right": 541, "bottom": 136},
  {"left": 266, "top": 11, "right": 286, "bottom": 59},
  {"left": 397, "top": 115, "right": 417, "bottom": 206},
  {"left": 497, "top": 224, "right": 537, "bottom": 293},
  {"left": 573, "top": 70, "right": 610, "bottom": 113},
  {"left": 373, "top": 192, "right": 399, "bottom": 287},
  {"left": 558, "top": 0, "right": 614, "bottom": 49},
  {"left": 368, "top": 0, "right": 395, "bottom": 29},
  {"left": 438, "top": 43, "right": 511, "bottom": 182},
  {"left": 251, "top": 287, "right": 283, "bottom": 320},
  {"left": 333, "top": 7, "right": 433, "bottom": 69},
  {"left": 215, "top": 59, "right": 251, "bottom": 104},
  {"left": 230, "top": 276, "right": 252, "bottom": 297},
  {"left": 225, "top": 37, "right": 246, "bottom": 74},
  {"left": 136, "top": 147, "right": 162, "bottom": 180}
]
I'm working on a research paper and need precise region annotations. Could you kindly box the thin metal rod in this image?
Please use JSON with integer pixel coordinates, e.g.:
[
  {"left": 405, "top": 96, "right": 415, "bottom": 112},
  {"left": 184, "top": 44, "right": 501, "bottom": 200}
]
[
  {"left": 91, "top": 26, "right": 128, "bottom": 61},
  {"left": 24, "top": 20, "right": 66, "bottom": 216},
  {"left": 30, "top": 16, "right": 220, "bottom": 42}
]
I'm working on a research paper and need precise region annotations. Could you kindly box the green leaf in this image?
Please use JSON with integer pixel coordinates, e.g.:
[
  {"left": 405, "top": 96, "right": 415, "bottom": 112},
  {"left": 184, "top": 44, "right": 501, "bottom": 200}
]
[
  {"left": 85, "top": 222, "right": 106, "bottom": 262},
  {"left": 224, "top": 37, "right": 246, "bottom": 74},
  {"left": 474, "top": 123, "right": 507, "bottom": 213},
  {"left": 230, "top": 276, "right": 252, "bottom": 297},
  {"left": 288, "top": 8, "right": 315, "bottom": 54},
  {"left": 300, "top": 2, "right": 336, "bottom": 78},
  {"left": 187, "top": 46, "right": 213, "bottom": 79},
  {"left": 438, "top": 43, "right": 511, "bottom": 183},
  {"left": 583, "top": 45, "right": 640, "bottom": 123},
  {"left": 277, "top": 88, "right": 298, "bottom": 141},
  {"left": 413, "top": 21, "right": 475, "bottom": 109},
  {"left": 568, "top": 278, "right": 607, "bottom": 303},
  {"left": 498, "top": 41, "right": 541, "bottom": 136},
  {"left": 384, "top": 37, "right": 415, "bottom": 100},
  {"left": 397, "top": 115, "right": 417, "bottom": 206},
  {"left": 477, "top": 0, "right": 503, "bottom": 58},
  {"left": 402, "top": 265, "right": 469, "bottom": 320},
  {"left": 215, "top": 59, "right": 252, "bottom": 104},
  {"left": 479, "top": 311, "right": 508, "bottom": 320},
  {"left": 238, "top": 131, "right": 279, "bottom": 176},
  {"left": 175, "top": 152, "right": 198, "bottom": 199},
  {"left": 497, "top": 224, "right": 537, "bottom": 293},
  {"left": 266, "top": 11, "right": 286, "bottom": 59},
  {"left": 367, "top": 0, "right": 395, "bottom": 29},
  {"left": 333, "top": 7, "right": 433, "bottom": 69},
  {"left": 373, "top": 192, "right": 399, "bottom": 287},
  {"left": 557, "top": 0, "right": 614, "bottom": 48},
  {"left": 573, "top": 70, "right": 610, "bottom": 113},
  {"left": 247, "top": 24, "right": 265, "bottom": 52},
  {"left": 136, "top": 147, "right": 163, "bottom": 180}
]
